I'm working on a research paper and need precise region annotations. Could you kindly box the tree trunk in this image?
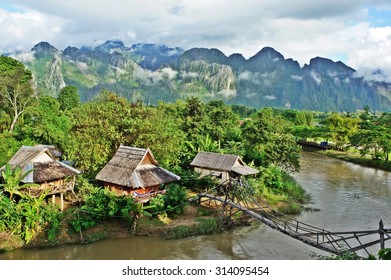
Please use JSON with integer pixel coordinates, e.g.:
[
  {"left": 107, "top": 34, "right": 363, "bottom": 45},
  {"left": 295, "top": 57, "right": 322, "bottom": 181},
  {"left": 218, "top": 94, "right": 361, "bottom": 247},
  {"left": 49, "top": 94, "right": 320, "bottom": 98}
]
[
  {"left": 131, "top": 213, "right": 139, "bottom": 233},
  {"left": 9, "top": 115, "right": 18, "bottom": 132},
  {"left": 9, "top": 108, "right": 21, "bottom": 132}
]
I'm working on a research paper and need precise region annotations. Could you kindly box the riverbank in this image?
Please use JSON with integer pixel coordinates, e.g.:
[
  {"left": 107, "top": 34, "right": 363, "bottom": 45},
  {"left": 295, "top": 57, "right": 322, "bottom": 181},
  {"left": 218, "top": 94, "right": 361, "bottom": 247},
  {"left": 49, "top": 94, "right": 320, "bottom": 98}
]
[
  {"left": 0, "top": 189, "right": 307, "bottom": 253},
  {"left": 0, "top": 203, "right": 225, "bottom": 252},
  {"left": 0, "top": 176, "right": 311, "bottom": 253},
  {"left": 319, "top": 150, "right": 391, "bottom": 172}
]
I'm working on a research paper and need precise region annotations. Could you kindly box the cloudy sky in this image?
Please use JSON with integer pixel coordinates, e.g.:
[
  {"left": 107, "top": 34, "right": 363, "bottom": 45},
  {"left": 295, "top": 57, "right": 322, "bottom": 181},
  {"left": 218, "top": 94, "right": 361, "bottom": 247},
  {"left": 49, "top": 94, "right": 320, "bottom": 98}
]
[{"left": 1, "top": 0, "right": 391, "bottom": 76}]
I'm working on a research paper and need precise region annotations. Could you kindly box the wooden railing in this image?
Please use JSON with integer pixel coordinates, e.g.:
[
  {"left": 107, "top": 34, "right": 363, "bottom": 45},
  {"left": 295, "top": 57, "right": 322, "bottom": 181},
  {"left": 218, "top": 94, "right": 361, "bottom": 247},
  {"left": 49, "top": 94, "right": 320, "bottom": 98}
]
[
  {"left": 24, "top": 181, "right": 75, "bottom": 198},
  {"left": 197, "top": 179, "right": 391, "bottom": 258}
]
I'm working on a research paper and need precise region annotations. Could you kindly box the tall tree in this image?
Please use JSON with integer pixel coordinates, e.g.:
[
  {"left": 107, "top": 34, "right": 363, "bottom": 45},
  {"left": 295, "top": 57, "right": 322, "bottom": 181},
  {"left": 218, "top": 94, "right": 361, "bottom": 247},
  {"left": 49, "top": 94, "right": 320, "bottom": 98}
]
[
  {"left": 0, "top": 56, "right": 36, "bottom": 132},
  {"left": 324, "top": 113, "right": 360, "bottom": 149},
  {"left": 64, "top": 90, "right": 133, "bottom": 176},
  {"left": 58, "top": 85, "right": 80, "bottom": 111},
  {"left": 242, "top": 108, "right": 301, "bottom": 172},
  {"left": 17, "top": 96, "right": 71, "bottom": 150}
]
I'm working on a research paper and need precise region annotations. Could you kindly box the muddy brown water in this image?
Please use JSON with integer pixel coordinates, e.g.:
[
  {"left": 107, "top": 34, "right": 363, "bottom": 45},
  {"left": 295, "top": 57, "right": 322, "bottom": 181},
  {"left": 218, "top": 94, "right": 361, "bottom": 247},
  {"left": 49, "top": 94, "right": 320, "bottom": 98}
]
[{"left": 1, "top": 151, "right": 390, "bottom": 260}]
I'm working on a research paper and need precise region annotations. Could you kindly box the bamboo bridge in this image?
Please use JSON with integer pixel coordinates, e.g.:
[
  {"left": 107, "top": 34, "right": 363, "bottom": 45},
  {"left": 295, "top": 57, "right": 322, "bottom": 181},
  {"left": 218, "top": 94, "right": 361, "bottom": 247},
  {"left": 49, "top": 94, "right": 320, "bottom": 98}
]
[{"left": 195, "top": 179, "right": 391, "bottom": 258}]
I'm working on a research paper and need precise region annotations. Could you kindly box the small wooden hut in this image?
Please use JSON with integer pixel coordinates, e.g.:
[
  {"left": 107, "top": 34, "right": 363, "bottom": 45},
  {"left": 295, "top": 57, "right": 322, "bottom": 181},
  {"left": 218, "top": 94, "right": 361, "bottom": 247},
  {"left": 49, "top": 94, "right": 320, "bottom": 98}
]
[
  {"left": 0, "top": 145, "right": 81, "bottom": 211},
  {"left": 190, "top": 151, "right": 259, "bottom": 181},
  {"left": 95, "top": 145, "right": 180, "bottom": 202}
]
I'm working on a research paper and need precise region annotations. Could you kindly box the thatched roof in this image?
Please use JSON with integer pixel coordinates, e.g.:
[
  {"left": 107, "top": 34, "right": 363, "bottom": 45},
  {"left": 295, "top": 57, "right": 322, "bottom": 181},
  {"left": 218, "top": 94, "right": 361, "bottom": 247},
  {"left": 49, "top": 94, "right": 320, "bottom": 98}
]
[
  {"left": 30, "top": 161, "right": 80, "bottom": 183},
  {"left": 190, "top": 151, "right": 259, "bottom": 176},
  {"left": 0, "top": 146, "right": 80, "bottom": 183},
  {"left": 35, "top": 144, "right": 62, "bottom": 159},
  {"left": 95, "top": 145, "right": 180, "bottom": 188}
]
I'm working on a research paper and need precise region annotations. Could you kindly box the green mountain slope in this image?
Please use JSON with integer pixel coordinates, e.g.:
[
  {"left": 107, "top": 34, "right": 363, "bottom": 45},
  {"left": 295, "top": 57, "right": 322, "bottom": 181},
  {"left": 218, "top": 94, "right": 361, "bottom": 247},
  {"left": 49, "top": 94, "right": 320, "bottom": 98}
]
[{"left": 14, "top": 41, "right": 391, "bottom": 111}]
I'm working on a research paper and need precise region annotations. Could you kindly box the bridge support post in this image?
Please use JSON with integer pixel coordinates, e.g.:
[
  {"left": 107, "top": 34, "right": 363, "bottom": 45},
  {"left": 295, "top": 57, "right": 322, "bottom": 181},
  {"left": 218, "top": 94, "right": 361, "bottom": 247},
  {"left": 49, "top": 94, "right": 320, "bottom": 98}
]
[{"left": 379, "top": 220, "right": 385, "bottom": 251}]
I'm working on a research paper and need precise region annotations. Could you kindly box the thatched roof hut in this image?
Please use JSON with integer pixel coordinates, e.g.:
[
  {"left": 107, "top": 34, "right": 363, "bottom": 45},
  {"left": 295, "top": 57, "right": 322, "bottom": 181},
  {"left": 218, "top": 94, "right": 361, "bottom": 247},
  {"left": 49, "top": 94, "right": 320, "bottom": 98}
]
[
  {"left": 0, "top": 145, "right": 81, "bottom": 211},
  {"left": 1, "top": 145, "right": 80, "bottom": 184},
  {"left": 95, "top": 145, "right": 180, "bottom": 200},
  {"left": 190, "top": 151, "right": 259, "bottom": 181}
]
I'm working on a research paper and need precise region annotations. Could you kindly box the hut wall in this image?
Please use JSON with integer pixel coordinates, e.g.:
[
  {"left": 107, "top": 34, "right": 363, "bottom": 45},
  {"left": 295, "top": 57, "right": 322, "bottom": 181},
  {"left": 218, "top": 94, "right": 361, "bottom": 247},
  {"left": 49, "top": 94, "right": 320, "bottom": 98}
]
[
  {"left": 39, "top": 179, "right": 64, "bottom": 189},
  {"left": 104, "top": 183, "right": 159, "bottom": 196},
  {"left": 194, "top": 167, "right": 229, "bottom": 181},
  {"left": 141, "top": 153, "right": 155, "bottom": 165},
  {"left": 36, "top": 176, "right": 75, "bottom": 193},
  {"left": 32, "top": 153, "right": 52, "bottom": 163}
]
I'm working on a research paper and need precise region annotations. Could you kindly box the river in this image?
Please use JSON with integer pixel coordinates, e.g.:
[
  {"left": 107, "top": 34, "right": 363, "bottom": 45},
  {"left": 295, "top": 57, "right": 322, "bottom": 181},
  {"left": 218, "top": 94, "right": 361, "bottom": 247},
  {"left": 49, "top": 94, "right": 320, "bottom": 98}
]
[{"left": 1, "top": 151, "right": 391, "bottom": 260}]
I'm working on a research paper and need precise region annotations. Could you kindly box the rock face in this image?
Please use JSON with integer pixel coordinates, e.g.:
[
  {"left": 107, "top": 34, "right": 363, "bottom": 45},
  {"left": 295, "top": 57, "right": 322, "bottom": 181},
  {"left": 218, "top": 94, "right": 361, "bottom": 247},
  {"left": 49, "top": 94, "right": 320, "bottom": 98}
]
[
  {"left": 15, "top": 41, "right": 391, "bottom": 111},
  {"left": 31, "top": 42, "right": 59, "bottom": 58}
]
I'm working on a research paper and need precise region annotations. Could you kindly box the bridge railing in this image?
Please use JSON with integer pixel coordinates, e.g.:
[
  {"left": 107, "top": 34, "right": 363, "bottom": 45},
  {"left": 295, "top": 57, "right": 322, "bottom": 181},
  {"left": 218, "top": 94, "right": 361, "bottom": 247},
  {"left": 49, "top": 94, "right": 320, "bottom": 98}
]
[{"left": 197, "top": 179, "right": 391, "bottom": 257}]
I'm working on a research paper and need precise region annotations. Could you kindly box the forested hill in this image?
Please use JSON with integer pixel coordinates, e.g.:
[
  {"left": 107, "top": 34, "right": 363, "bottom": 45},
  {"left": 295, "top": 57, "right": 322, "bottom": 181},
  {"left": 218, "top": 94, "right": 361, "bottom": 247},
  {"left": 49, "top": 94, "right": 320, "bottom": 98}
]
[{"left": 10, "top": 40, "right": 391, "bottom": 112}]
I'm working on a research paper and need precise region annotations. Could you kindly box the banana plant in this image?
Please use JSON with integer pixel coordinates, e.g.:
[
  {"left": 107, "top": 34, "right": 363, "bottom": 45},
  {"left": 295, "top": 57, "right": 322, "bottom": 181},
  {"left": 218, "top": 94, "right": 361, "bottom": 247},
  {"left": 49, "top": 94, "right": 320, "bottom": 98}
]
[{"left": 0, "top": 163, "right": 38, "bottom": 201}]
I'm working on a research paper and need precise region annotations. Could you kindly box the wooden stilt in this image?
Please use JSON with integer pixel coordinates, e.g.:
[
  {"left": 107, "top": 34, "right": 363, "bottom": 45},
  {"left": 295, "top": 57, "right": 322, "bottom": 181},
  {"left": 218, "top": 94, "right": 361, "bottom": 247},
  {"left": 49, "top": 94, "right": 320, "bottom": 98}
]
[
  {"left": 52, "top": 194, "right": 55, "bottom": 204},
  {"left": 379, "top": 220, "right": 385, "bottom": 250},
  {"left": 60, "top": 192, "right": 64, "bottom": 212}
]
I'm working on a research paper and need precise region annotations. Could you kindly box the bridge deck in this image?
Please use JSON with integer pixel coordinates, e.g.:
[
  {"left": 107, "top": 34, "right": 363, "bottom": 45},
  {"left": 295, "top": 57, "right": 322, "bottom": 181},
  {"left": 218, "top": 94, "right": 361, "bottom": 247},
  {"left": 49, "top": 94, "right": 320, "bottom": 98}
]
[{"left": 197, "top": 190, "right": 391, "bottom": 257}]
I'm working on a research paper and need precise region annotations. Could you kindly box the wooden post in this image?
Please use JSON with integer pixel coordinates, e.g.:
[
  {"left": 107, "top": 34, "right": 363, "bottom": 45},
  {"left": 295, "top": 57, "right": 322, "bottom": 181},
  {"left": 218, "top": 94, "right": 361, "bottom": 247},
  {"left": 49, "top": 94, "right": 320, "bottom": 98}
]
[
  {"left": 60, "top": 192, "right": 64, "bottom": 212},
  {"left": 379, "top": 220, "right": 385, "bottom": 250},
  {"left": 52, "top": 194, "right": 55, "bottom": 204}
]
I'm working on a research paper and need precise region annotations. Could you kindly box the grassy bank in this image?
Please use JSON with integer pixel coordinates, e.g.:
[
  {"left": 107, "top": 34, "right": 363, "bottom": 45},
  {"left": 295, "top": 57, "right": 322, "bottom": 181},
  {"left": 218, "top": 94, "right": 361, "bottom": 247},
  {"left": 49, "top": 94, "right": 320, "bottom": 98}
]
[{"left": 320, "top": 150, "right": 391, "bottom": 172}]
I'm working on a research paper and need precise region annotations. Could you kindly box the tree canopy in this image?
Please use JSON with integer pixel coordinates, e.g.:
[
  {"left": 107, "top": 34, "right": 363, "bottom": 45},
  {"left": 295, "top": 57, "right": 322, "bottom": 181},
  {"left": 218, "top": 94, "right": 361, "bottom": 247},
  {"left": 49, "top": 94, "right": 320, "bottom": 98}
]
[{"left": 0, "top": 56, "right": 36, "bottom": 132}]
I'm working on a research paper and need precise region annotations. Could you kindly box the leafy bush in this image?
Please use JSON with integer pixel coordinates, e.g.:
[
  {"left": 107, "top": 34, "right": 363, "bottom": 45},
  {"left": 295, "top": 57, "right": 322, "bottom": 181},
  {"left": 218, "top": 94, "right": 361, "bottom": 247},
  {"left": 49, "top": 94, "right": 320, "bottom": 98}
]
[
  {"left": 260, "top": 165, "right": 284, "bottom": 190},
  {"left": 194, "top": 218, "right": 221, "bottom": 235},
  {"left": 0, "top": 194, "right": 63, "bottom": 243},
  {"left": 68, "top": 189, "right": 136, "bottom": 232},
  {"left": 146, "top": 194, "right": 165, "bottom": 216},
  {"left": 171, "top": 168, "right": 218, "bottom": 192},
  {"left": 378, "top": 248, "right": 391, "bottom": 260},
  {"left": 73, "top": 176, "right": 98, "bottom": 201},
  {"left": 281, "top": 171, "right": 312, "bottom": 204},
  {"left": 164, "top": 184, "right": 188, "bottom": 216}
]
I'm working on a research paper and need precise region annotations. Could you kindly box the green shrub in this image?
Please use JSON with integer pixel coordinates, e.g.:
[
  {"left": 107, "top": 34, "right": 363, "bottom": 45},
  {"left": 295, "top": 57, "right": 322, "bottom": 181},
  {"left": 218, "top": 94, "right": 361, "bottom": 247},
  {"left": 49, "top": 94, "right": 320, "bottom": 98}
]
[
  {"left": 260, "top": 165, "right": 284, "bottom": 190},
  {"left": 146, "top": 194, "right": 165, "bottom": 216},
  {"left": 68, "top": 189, "right": 136, "bottom": 232},
  {"left": 164, "top": 184, "right": 188, "bottom": 216},
  {"left": 281, "top": 172, "right": 312, "bottom": 204},
  {"left": 194, "top": 218, "right": 221, "bottom": 235},
  {"left": 165, "top": 225, "right": 192, "bottom": 239},
  {"left": 165, "top": 218, "right": 221, "bottom": 239}
]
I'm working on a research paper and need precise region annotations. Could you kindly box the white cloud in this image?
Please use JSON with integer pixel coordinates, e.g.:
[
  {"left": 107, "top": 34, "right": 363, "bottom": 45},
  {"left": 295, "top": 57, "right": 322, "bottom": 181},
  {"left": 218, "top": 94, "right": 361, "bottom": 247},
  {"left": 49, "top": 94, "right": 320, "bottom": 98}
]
[
  {"left": 0, "top": 1, "right": 391, "bottom": 82},
  {"left": 218, "top": 89, "right": 237, "bottom": 98},
  {"left": 134, "top": 66, "right": 178, "bottom": 84},
  {"left": 160, "top": 67, "right": 178, "bottom": 80},
  {"left": 0, "top": 7, "right": 63, "bottom": 53},
  {"left": 310, "top": 70, "right": 322, "bottom": 85},
  {"left": 291, "top": 75, "right": 304, "bottom": 81},
  {"left": 238, "top": 70, "right": 278, "bottom": 86},
  {"left": 264, "top": 95, "right": 277, "bottom": 100},
  {"left": 347, "top": 26, "right": 391, "bottom": 81},
  {"left": 181, "top": 71, "right": 199, "bottom": 78},
  {"left": 10, "top": 51, "right": 35, "bottom": 63},
  {"left": 238, "top": 71, "right": 252, "bottom": 81},
  {"left": 354, "top": 67, "right": 391, "bottom": 83}
]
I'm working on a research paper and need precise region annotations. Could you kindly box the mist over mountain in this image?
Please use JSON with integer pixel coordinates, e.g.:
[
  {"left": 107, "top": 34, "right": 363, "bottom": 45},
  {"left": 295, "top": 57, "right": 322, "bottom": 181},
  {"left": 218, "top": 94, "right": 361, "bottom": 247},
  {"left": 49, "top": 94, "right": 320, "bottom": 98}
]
[{"left": 8, "top": 40, "right": 391, "bottom": 111}]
